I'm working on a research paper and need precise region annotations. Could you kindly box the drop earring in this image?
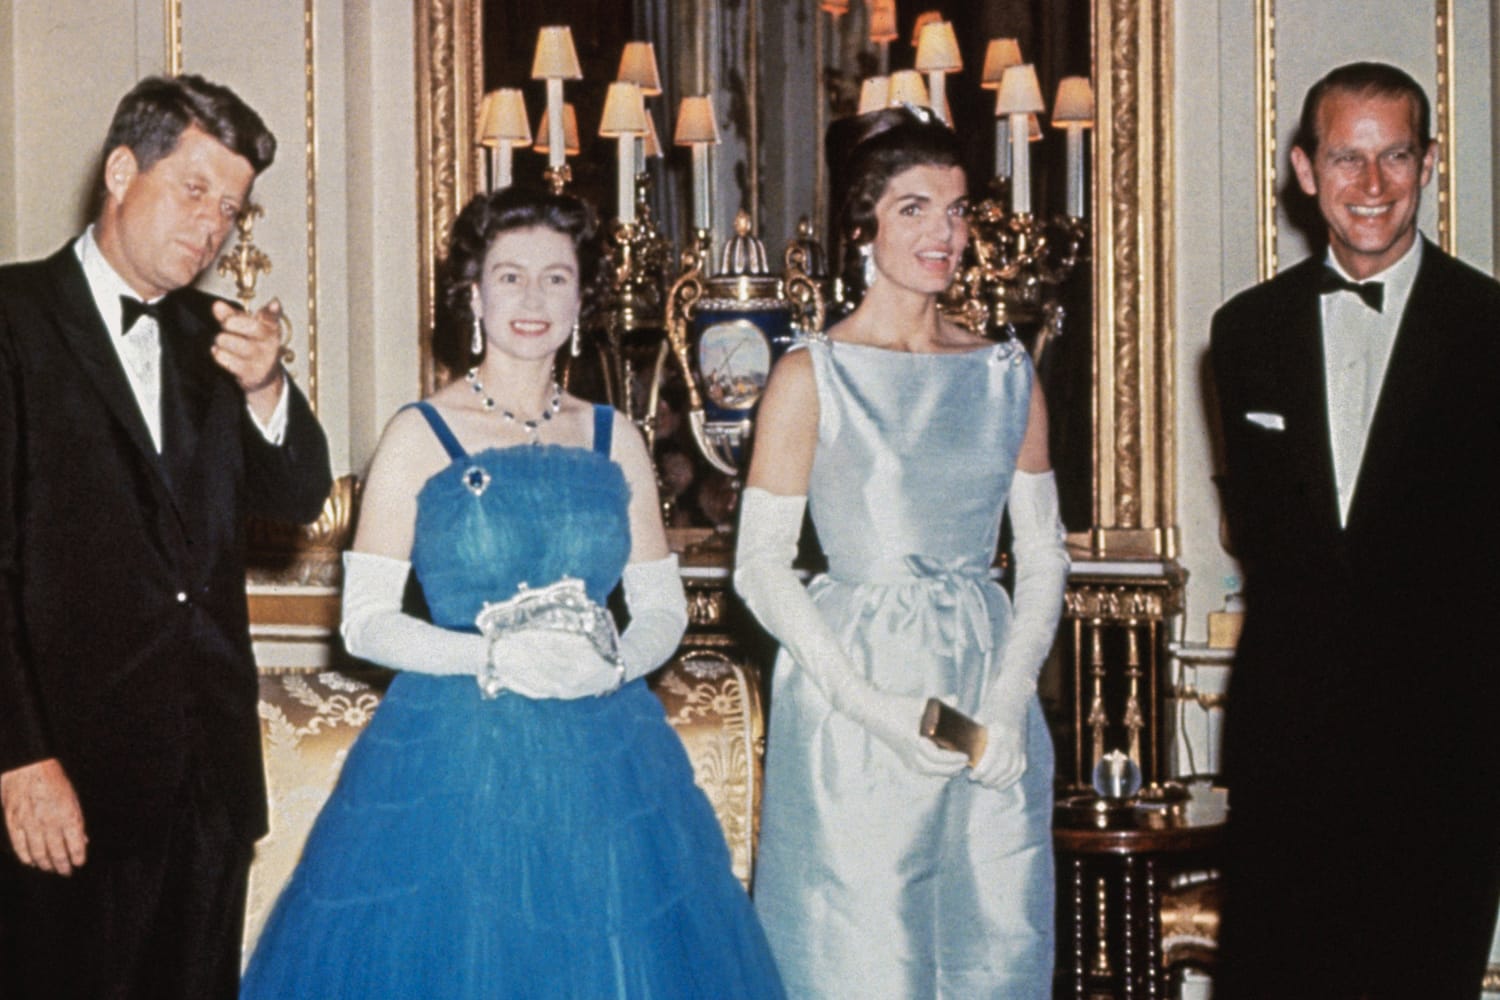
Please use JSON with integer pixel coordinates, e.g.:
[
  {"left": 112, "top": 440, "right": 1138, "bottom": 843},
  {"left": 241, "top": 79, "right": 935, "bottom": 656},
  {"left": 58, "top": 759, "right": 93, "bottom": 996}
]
[
  {"left": 570, "top": 321, "right": 581, "bottom": 357},
  {"left": 860, "top": 243, "right": 878, "bottom": 288},
  {"left": 471, "top": 313, "right": 484, "bottom": 356}
]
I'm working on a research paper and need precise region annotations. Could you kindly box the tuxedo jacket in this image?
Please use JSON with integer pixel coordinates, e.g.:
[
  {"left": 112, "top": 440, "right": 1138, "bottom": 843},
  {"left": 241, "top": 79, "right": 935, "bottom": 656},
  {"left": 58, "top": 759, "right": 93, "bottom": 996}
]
[
  {"left": 0, "top": 244, "right": 332, "bottom": 854},
  {"left": 1210, "top": 240, "right": 1500, "bottom": 791}
]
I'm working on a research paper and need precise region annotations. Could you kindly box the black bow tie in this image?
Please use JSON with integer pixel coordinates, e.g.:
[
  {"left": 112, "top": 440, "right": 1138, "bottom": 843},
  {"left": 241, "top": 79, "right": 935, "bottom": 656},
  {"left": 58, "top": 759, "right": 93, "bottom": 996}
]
[
  {"left": 120, "top": 295, "right": 165, "bottom": 334},
  {"left": 1317, "top": 269, "right": 1384, "bottom": 313}
]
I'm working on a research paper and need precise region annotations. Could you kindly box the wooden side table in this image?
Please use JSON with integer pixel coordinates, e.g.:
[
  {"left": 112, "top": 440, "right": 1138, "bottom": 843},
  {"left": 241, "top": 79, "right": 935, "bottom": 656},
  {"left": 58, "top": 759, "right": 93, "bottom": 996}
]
[{"left": 1054, "top": 789, "right": 1227, "bottom": 999}]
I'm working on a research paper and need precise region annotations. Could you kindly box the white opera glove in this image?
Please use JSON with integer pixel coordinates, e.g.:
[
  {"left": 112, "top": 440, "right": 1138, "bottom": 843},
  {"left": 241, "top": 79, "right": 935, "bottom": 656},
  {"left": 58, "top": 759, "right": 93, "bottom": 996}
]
[
  {"left": 617, "top": 555, "right": 689, "bottom": 683},
  {"left": 734, "top": 487, "right": 968, "bottom": 778},
  {"left": 340, "top": 550, "right": 488, "bottom": 674},
  {"left": 481, "top": 556, "right": 686, "bottom": 699},
  {"left": 971, "top": 470, "right": 1070, "bottom": 790},
  {"left": 484, "top": 628, "right": 624, "bottom": 700}
]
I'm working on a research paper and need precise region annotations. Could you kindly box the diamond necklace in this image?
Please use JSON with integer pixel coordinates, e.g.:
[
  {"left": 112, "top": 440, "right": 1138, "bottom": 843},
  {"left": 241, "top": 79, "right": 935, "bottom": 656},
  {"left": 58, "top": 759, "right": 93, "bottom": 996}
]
[{"left": 465, "top": 368, "right": 561, "bottom": 445}]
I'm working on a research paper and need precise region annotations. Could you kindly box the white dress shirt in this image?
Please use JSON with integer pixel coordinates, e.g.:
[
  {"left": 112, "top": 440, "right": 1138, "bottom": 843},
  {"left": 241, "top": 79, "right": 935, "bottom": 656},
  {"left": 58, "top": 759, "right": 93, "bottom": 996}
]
[
  {"left": 75, "top": 227, "right": 289, "bottom": 450},
  {"left": 1320, "top": 237, "right": 1421, "bottom": 525}
]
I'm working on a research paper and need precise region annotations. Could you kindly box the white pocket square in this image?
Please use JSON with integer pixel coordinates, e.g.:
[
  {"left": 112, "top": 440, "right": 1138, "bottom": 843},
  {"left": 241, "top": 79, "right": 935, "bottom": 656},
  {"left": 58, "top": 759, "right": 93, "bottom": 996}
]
[{"left": 1244, "top": 411, "right": 1285, "bottom": 431}]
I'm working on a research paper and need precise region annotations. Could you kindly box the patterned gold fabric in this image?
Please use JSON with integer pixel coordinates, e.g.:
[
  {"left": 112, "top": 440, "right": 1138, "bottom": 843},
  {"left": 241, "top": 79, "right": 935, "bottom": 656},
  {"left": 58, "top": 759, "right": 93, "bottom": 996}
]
[{"left": 245, "top": 654, "right": 765, "bottom": 954}]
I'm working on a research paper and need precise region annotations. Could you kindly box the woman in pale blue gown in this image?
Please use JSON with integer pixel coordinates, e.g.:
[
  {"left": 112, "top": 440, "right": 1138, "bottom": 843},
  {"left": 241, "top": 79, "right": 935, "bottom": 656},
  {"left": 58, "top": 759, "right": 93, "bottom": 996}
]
[
  {"left": 241, "top": 187, "right": 784, "bottom": 998},
  {"left": 735, "top": 106, "right": 1069, "bottom": 998}
]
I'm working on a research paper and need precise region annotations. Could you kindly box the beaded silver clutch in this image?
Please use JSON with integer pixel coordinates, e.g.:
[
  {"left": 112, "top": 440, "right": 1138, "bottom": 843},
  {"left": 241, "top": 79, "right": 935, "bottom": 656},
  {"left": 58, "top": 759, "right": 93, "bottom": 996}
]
[{"left": 473, "top": 577, "right": 620, "bottom": 698}]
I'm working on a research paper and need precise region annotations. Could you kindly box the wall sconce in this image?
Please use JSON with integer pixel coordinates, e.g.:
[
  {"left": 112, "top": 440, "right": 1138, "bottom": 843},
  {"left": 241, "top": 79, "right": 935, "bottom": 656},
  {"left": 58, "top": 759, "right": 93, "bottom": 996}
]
[
  {"left": 531, "top": 25, "right": 582, "bottom": 182},
  {"left": 913, "top": 21, "right": 961, "bottom": 125}
]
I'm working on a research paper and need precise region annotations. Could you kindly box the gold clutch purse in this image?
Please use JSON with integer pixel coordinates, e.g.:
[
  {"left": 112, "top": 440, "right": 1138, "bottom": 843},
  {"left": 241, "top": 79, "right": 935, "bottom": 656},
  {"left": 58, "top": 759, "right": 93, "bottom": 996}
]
[{"left": 920, "top": 698, "right": 989, "bottom": 767}]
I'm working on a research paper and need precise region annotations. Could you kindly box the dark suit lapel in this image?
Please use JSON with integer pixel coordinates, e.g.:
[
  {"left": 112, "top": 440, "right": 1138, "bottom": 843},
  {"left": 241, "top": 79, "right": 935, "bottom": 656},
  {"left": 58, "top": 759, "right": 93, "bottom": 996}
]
[
  {"left": 1274, "top": 260, "right": 1345, "bottom": 532},
  {"left": 1346, "top": 241, "right": 1448, "bottom": 533},
  {"left": 158, "top": 294, "right": 213, "bottom": 494},
  {"left": 44, "top": 250, "right": 174, "bottom": 491}
]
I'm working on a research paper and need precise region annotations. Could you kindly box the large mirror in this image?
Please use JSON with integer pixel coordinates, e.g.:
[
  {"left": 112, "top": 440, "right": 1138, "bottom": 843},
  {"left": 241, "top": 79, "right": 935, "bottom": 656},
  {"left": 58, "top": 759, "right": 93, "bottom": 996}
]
[{"left": 415, "top": 0, "right": 1175, "bottom": 560}]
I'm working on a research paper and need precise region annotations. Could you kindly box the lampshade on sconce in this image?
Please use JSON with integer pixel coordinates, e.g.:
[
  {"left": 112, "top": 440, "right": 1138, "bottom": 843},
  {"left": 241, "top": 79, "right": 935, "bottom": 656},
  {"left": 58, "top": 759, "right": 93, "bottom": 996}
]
[
  {"left": 1052, "top": 76, "right": 1096, "bottom": 128},
  {"left": 616, "top": 41, "right": 662, "bottom": 96},
  {"left": 478, "top": 88, "right": 531, "bottom": 148},
  {"left": 914, "top": 20, "right": 961, "bottom": 125},
  {"left": 673, "top": 95, "right": 721, "bottom": 145},
  {"left": 533, "top": 104, "right": 580, "bottom": 156},
  {"left": 995, "top": 64, "right": 1046, "bottom": 116},
  {"left": 887, "top": 69, "right": 930, "bottom": 109},
  {"left": 675, "top": 95, "right": 719, "bottom": 232},
  {"left": 857, "top": 76, "right": 891, "bottom": 115},
  {"left": 599, "top": 81, "right": 648, "bottom": 137},
  {"left": 819, "top": 0, "right": 850, "bottom": 15},
  {"left": 531, "top": 26, "right": 582, "bottom": 80},
  {"left": 914, "top": 21, "right": 962, "bottom": 73},
  {"left": 981, "top": 38, "right": 1023, "bottom": 89}
]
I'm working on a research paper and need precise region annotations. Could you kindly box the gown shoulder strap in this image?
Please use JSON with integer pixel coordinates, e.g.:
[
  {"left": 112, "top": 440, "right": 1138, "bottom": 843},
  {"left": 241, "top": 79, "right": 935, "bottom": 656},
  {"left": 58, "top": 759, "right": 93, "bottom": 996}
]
[
  {"left": 592, "top": 404, "right": 614, "bottom": 457},
  {"left": 401, "top": 401, "right": 468, "bottom": 460}
]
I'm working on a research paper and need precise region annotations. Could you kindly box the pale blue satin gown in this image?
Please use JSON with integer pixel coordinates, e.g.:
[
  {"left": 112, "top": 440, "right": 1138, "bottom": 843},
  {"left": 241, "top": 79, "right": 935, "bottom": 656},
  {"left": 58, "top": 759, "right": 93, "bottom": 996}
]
[{"left": 753, "top": 336, "right": 1055, "bottom": 999}]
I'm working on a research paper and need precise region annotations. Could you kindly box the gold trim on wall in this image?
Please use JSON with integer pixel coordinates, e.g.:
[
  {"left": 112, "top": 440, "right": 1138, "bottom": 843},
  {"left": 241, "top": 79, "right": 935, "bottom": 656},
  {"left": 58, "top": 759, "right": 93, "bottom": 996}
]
[
  {"left": 303, "top": 0, "right": 320, "bottom": 412},
  {"left": 1084, "top": 0, "right": 1177, "bottom": 560},
  {"left": 1254, "top": 0, "right": 1277, "bottom": 281},
  {"left": 1434, "top": 0, "right": 1456, "bottom": 254},
  {"left": 414, "top": 0, "right": 481, "bottom": 396},
  {"left": 165, "top": 0, "right": 183, "bottom": 76}
]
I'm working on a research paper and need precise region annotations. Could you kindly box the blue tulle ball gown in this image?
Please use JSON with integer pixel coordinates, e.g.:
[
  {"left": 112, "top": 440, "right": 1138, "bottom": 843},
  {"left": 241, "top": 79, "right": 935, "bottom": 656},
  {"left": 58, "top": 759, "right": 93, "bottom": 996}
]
[{"left": 240, "top": 403, "right": 785, "bottom": 999}]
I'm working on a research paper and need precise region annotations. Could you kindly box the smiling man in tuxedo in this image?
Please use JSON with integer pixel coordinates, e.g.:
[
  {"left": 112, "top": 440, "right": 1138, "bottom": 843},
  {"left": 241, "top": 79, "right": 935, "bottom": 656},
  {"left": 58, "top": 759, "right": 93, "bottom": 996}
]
[
  {"left": 1210, "top": 62, "right": 1500, "bottom": 998},
  {"left": 0, "top": 75, "right": 331, "bottom": 998}
]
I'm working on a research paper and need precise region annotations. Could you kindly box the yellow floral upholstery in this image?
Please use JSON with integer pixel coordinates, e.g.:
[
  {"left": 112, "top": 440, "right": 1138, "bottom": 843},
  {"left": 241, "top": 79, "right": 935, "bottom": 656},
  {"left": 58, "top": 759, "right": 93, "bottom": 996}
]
[{"left": 245, "top": 653, "right": 766, "bottom": 954}]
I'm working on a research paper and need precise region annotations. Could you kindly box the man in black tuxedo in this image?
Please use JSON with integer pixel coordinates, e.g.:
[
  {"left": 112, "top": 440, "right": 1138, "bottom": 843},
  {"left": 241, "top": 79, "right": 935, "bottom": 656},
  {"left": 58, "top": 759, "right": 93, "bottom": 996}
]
[
  {"left": 0, "top": 75, "right": 331, "bottom": 998},
  {"left": 1211, "top": 62, "right": 1499, "bottom": 999}
]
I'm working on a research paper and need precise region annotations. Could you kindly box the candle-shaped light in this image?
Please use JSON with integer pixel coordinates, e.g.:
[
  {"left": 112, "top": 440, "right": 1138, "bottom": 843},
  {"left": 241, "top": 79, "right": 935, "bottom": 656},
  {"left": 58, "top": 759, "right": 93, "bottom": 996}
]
[
  {"left": 981, "top": 38, "right": 1023, "bottom": 180},
  {"left": 995, "top": 63, "right": 1045, "bottom": 214},
  {"left": 531, "top": 26, "right": 582, "bottom": 172},
  {"left": 857, "top": 76, "right": 890, "bottom": 115},
  {"left": 674, "top": 95, "right": 720, "bottom": 232},
  {"left": 599, "top": 82, "right": 648, "bottom": 225},
  {"left": 1052, "top": 76, "right": 1095, "bottom": 219},
  {"left": 616, "top": 41, "right": 662, "bottom": 96},
  {"left": 616, "top": 41, "right": 663, "bottom": 183},
  {"left": 533, "top": 103, "right": 580, "bottom": 158},
  {"left": 913, "top": 21, "right": 961, "bottom": 126},
  {"left": 476, "top": 91, "right": 498, "bottom": 191},
  {"left": 479, "top": 87, "right": 532, "bottom": 191},
  {"left": 887, "top": 69, "right": 930, "bottom": 110},
  {"left": 868, "top": 0, "right": 898, "bottom": 75}
]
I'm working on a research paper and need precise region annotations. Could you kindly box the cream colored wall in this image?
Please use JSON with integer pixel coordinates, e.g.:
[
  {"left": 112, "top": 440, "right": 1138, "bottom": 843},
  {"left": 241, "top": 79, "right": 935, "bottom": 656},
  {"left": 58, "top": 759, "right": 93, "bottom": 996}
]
[
  {"left": 1171, "top": 0, "right": 1499, "bottom": 641},
  {"left": 0, "top": 0, "right": 421, "bottom": 477}
]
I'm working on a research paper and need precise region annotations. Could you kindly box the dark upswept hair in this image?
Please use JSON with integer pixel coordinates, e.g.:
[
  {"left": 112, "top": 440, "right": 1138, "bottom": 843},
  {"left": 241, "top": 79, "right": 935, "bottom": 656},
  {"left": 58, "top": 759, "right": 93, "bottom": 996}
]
[
  {"left": 103, "top": 74, "right": 277, "bottom": 176},
  {"left": 826, "top": 104, "right": 965, "bottom": 246},
  {"left": 1294, "top": 61, "right": 1432, "bottom": 158},
  {"left": 435, "top": 186, "right": 606, "bottom": 374}
]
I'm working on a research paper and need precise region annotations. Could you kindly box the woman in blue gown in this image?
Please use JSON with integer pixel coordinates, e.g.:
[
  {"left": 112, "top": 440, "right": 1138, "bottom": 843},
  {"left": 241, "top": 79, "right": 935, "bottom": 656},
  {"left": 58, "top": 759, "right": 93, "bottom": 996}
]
[
  {"left": 734, "top": 107, "right": 1070, "bottom": 998},
  {"left": 241, "top": 187, "right": 784, "bottom": 999}
]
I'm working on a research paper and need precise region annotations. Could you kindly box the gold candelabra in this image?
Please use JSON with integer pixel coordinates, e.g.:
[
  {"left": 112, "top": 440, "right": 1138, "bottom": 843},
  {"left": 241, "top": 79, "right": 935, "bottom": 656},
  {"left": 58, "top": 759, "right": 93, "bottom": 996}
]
[{"left": 945, "top": 195, "right": 1088, "bottom": 363}]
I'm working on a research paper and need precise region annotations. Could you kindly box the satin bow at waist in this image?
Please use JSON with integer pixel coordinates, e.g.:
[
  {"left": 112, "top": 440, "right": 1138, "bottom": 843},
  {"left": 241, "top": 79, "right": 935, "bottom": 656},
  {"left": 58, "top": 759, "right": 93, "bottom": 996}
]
[{"left": 823, "top": 554, "right": 999, "bottom": 655}]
